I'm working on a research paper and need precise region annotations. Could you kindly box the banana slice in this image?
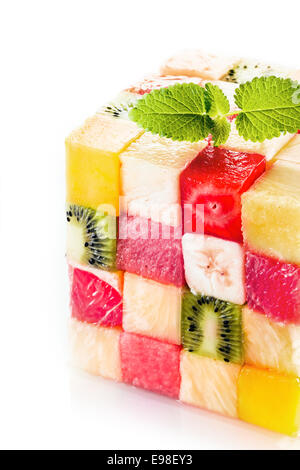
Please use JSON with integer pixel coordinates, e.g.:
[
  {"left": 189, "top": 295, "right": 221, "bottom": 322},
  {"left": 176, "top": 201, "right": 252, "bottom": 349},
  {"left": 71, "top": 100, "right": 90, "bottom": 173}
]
[{"left": 182, "top": 233, "right": 246, "bottom": 305}]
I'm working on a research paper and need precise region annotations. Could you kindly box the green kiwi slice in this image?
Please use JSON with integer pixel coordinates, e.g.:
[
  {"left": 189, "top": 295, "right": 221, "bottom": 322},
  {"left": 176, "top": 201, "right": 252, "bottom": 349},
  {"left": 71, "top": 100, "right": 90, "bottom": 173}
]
[
  {"left": 66, "top": 203, "right": 116, "bottom": 270},
  {"left": 181, "top": 291, "right": 244, "bottom": 364},
  {"left": 223, "top": 60, "right": 288, "bottom": 84},
  {"left": 100, "top": 92, "right": 139, "bottom": 120}
]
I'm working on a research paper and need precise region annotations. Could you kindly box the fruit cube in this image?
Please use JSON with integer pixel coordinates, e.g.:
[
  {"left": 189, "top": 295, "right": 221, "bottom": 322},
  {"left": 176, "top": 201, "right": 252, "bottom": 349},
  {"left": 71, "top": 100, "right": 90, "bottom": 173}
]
[
  {"left": 238, "top": 366, "right": 300, "bottom": 436},
  {"left": 66, "top": 204, "right": 116, "bottom": 270},
  {"left": 123, "top": 273, "right": 182, "bottom": 345},
  {"left": 161, "top": 49, "right": 239, "bottom": 80},
  {"left": 243, "top": 306, "right": 300, "bottom": 375},
  {"left": 180, "top": 145, "right": 265, "bottom": 242},
  {"left": 181, "top": 291, "right": 243, "bottom": 364},
  {"left": 222, "top": 58, "right": 293, "bottom": 84},
  {"left": 66, "top": 113, "right": 143, "bottom": 213},
  {"left": 182, "top": 233, "right": 246, "bottom": 304},
  {"left": 69, "top": 318, "right": 122, "bottom": 381},
  {"left": 242, "top": 160, "right": 300, "bottom": 265},
  {"left": 117, "top": 215, "right": 185, "bottom": 287},
  {"left": 276, "top": 134, "right": 300, "bottom": 163},
  {"left": 245, "top": 250, "right": 300, "bottom": 324},
  {"left": 180, "top": 352, "right": 241, "bottom": 418},
  {"left": 120, "top": 332, "right": 181, "bottom": 398},
  {"left": 221, "top": 121, "right": 294, "bottom": 162},
  {"left": 69, "top": 263, "right": 123, "bottom": 326},
  {"left": 120, "top": 132, "right": 207, "bottom": 226}
]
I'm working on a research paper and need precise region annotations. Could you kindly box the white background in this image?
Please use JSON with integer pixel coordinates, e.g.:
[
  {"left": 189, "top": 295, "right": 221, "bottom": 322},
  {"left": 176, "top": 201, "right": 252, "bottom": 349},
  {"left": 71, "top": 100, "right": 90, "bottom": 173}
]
[{"left": 1, "top": 0, "right": 300, "bottom": 450}]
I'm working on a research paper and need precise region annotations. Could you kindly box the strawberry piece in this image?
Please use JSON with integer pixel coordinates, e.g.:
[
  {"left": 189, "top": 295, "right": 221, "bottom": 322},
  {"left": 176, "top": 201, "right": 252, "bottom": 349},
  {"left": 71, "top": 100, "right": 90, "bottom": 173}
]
[
  {"left": 120, "top": 332, "right": 181, "bottom": 398},
  {"left": 180, "top": 145, "right": 265, "bottom": 242},
  {"left": 71, "top": 268, "right": 123, "bottom": 326}
]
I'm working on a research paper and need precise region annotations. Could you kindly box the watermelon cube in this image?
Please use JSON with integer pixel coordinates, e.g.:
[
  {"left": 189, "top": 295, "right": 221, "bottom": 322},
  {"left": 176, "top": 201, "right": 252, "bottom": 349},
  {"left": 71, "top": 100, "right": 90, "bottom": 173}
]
[
  {"left": 245, "top": 250, "right": 300, "bottom": 324},
  {"left": 120, "top": 332, "right": 181, "bottom": 398},
  {"left": 180, "top": 145, "right": 265, "bottom": 242},
  {"left": 70, "top": 264, "right": 123, "bottom": 326},
  {"left": 117, "top": 215, "right": 185, "bottom": 287}
]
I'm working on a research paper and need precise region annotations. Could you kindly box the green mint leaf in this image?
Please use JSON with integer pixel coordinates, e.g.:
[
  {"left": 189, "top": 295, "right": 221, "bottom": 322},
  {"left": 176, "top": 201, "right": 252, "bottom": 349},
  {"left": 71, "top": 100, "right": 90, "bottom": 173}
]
[
  {"left": 234, "top": 76, "right": 300, "bottom": 142},
  {"left": 205, "top": 83, "right": 230, "bottom": 117},
  {"left": 211, "top": 117, "right": 231, "bottom": 147},
  {"left": 129, "top": 83, "right": 214, "bottom": 142}
]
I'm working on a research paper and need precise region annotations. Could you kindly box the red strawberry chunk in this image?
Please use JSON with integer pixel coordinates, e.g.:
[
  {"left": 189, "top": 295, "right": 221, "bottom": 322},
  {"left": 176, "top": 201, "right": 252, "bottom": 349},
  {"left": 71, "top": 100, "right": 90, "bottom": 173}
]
[
  {"left": 180, "top": 145, "right": 265, "bottom": 242},
  {"left": 120, "top": 332, "right": 181, "bottom": 398}
]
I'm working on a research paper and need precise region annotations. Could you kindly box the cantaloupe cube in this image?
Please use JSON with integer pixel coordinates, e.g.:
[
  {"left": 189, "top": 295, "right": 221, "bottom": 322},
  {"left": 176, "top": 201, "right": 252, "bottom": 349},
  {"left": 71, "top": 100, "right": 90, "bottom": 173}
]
[
  {"left": 276, "top": 134, "right": 300, "bottom": 163},
  {"left": 180, "top": 352, "right": 241, "bottom": 418},
  {"left": 123, "top": 273, "right": 182, "bottom": 345},
  {"left": 243, "top": 306, "right": 300, "bottom": 375},
  {"left": 238, "top": 366, "right": 300, "bottom": 436},
  {"left": 66, "top": 114, "right": 143, "bottom": 213},
  {"left": 69, "top": 318, "right": 122, "bottom": 381},
  {"left": 242, "top": 160, "right": 300, "bottom": 265}
]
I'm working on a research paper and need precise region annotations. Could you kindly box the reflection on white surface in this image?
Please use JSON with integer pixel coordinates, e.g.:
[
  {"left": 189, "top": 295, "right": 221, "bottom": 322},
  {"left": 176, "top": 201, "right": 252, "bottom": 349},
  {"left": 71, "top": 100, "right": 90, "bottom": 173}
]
[{"left": 69, "top": 368, "right": 300, "bottom": 450}]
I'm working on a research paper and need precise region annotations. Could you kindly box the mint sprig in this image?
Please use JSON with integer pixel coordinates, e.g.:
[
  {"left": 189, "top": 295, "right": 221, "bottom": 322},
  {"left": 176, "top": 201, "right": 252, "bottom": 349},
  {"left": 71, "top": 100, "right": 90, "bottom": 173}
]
[{"left": 129, "top": 76, "right": 300, "bottom": 146}]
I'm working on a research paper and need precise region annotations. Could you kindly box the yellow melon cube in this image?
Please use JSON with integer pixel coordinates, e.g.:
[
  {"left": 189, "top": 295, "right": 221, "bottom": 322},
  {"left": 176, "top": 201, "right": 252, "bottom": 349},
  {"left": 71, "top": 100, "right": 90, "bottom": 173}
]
[
  {"left": 123, "top": 273, "right": 182, "bottom": 345},
  {"left": 242, "top": 160, "right": 300, "bottom": 264},
  {"left": 66, "top": 114, "right": 143, "bottom": 214},
  {"left": 243, "top": 306, "right": 300, "bottom": 376},
  {"left": 69, "top": 319, "right": 122, "bottom": 381},
  {"left": 238, "top": 366, "right": 300, "bottom": 436},
  {"left": 180, "top": 352, "right": 241, "bottom": 418}
]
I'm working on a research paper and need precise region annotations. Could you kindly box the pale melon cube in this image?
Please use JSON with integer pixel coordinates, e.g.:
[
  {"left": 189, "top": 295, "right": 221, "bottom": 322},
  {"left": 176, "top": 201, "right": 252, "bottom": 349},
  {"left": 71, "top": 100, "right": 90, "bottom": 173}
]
[
  {"left": 69, "top": 319, "right": 122, "bottom": 381},
  {"left": 276, "top": 134, "right": 300, "bottom": 164},
  {"left": 243, "top": 306, "right": 300, "bottom": 375},
  {"left": 221, "top": 121, "right": 294, "bottom": 162},
  {"left": 242, "top": 160, "right": 300, "bottom": 264},
  {"left": 123, "top": 273, "right": 182, "bottom": 345},
  {"left": 160, "top": 49, "right": 239, "bottom": 80},
  {"left": 180, "top": 352, "right": 241, "bottom": 418},
  {"left": 120, "top": 132, "right": 207, "bottom": 226}
]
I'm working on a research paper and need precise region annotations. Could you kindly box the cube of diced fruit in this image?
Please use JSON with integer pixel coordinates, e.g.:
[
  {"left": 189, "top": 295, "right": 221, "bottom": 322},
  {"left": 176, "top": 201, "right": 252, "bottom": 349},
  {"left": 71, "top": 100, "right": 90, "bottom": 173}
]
[
  {"left": 160, "top": 49, "right": 239, "bottom": 80},
  {"left": 276, "top": 134, "right": 300, "bottom": 163},
  {"left": 180, "top": 145, "right": 265, "bottom": 242},
  {"left": 245, "top": 250, "right": 300, "bottom": 324},
  {"left": 125, "top": 74, "right": 204, "bottom": 95},
  {"left": 181, "top": 291, "right": 243, "bottom": 364},
  {"left": 220, "top": 121, "right": 294, "bottom": 162},
  {"left": 66, "top": 113, "right": 143, "bottom": 213},
  {"left": 222, "top": 59, "right": 293, "bottom": 84},
  {"left": 242, "top": 160, "right": 300, "bottom": 265},
  {"left": 180, "top": 352, "right": 241, "bottom": 418},
  {"left": 120, "top": 332, "right": 181, "bottom": 398},
  {"left": 243, "top": 306, "right": 300, "bottom": 375},
  {"left": 117, "top": 215, "right": 184, "bottom": 287},
  {"left": 123, "top": 273, "right": 182, "bottom": 345},
  {"left": 69, "top": 264, "right": 123, "bottom": 326},
  {"left": 120, "top": 132, "right": 206, "bottom": 226},
  {"left": 182, "top": 233, "right": 245, "bottom": 304},
  {"left": 66, "top": 204, "right": 116, "bottom": 270},
  {"left": 69, "top": 318, "right": 122, "bottom": 380},
  {"left": 98, "top": 91, "right": 140, "bottom": 120},
  {"left": 238, "top": 366, "right": 300, "bottom": 436}
]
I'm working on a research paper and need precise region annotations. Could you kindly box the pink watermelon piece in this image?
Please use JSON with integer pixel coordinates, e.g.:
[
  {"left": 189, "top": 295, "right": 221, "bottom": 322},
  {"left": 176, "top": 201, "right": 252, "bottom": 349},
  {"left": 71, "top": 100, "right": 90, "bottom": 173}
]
[
  {"left": 71, "top": 267, "right": 123, "bottom": 326},
  {"left": 246, "top": 250, "right": 300, "bottom": 324},
  {"left": 117, "top": 215, "right": 185, "bottom": 287},
  {"left": 120, "top": 332, "right": 181, "bottom": 398}
]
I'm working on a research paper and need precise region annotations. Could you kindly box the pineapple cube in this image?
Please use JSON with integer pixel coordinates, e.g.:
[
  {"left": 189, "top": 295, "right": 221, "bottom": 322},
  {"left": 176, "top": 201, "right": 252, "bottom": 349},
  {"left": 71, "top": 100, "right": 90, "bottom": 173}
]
[
  {"left": 276, "top": 134, "right": 300, "bottom": 163},
  {"left": 123, "top": 272, "right": 182, "bottom": 345},
  {"left": 66, "top": 114, "right": 143, "bottom": 213},
  {"left": 243, "top": 306, "right": 300, "bottom": 375},
  {"left": 160, "top": 49, "right": 239, "bottom": 80},
  {"left": 180, "top": 352, "right": 241, "bottom": 418},
  {"left": 120, "top": 132, "right": 207, "bottom": 226},
  {"left": 69, "top": 318, "right": 122, "bottom": 381},
  {"left": 242, "top": 160, "right": 300, "bottom": 265},
  {"left": 221, "top": 121, "right": 294, "bottom": 162},
  {"left": 238, "top": 366, "right": 300, "bottom": 436}
]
